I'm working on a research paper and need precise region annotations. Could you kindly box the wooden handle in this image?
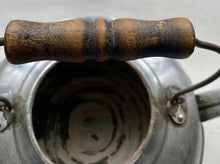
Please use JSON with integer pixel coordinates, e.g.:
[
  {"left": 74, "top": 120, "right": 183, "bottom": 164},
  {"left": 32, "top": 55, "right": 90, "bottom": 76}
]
[{"left": 4, "top": 17, "right": 195, "bottom": 64}]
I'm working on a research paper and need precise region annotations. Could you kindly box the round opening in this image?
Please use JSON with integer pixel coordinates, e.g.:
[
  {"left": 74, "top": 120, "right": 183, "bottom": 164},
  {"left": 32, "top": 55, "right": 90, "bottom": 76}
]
[{"left": 32, "top": 60, "right": 151, "bottom": 164}]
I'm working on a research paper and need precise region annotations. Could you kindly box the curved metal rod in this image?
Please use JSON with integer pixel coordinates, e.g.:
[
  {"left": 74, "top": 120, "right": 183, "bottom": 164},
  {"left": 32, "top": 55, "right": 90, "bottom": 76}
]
[
  {"left": 196, "top": 38, "right": 220, "bottom": 54},
  {"left": 0, "top": 37, "right": 4, "bottom": 46},
  {"left": 0, "top": 96, "right": 13, "bottom": 111},
  {"left": 171, "top": 68, "right": 220, "bottom": 103},
  {"left": 171, "top": 38, "right": 220, "bottom": 104}
]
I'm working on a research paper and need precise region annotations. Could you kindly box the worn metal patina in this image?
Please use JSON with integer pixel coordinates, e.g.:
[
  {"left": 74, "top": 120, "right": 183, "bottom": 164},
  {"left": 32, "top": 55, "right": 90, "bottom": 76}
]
[{"left": 0, "top": 56, "right": 204, "bottom": 164}]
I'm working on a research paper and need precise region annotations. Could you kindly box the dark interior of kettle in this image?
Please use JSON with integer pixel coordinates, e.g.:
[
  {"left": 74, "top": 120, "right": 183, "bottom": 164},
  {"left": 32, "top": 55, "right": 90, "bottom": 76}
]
[{"left": 32, "top": 60, "right": 151, "bottom": 164}]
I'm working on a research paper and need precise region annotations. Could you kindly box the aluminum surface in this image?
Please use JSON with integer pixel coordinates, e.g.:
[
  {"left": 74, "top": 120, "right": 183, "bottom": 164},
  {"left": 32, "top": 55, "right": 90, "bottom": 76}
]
[{"left": 0, "top": 57, "right": 203, "bottom": 164}]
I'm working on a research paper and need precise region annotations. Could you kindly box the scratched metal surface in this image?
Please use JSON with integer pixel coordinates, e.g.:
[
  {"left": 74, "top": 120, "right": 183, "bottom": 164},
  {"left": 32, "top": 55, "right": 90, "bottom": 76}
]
[{"left": 0, "top": 0, "right": 219, "bottom": 163}]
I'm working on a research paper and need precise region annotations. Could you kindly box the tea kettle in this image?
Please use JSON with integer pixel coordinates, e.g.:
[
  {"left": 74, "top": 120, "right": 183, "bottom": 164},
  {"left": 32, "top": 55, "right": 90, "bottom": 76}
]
[{"left": 0, "top": 17, "right": 219, "bottom": 164}]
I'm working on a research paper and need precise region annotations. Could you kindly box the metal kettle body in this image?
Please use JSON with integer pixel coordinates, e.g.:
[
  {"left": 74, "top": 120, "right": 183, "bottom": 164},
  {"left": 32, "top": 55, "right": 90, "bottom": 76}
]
[{"left": 0, "top": 57, "right": 204, "bottom": 164}]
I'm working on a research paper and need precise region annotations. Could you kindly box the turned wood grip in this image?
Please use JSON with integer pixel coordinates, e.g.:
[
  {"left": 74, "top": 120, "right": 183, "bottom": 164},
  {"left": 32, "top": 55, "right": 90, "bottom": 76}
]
[{"left": 4, "top": 17, "right": 195, "bottom": 64}]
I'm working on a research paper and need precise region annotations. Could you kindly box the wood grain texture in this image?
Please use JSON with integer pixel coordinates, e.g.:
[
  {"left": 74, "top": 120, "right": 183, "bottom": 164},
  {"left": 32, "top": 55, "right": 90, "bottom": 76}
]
[{"left": 4, "top": 17, "right": 195, "bottom": 64}]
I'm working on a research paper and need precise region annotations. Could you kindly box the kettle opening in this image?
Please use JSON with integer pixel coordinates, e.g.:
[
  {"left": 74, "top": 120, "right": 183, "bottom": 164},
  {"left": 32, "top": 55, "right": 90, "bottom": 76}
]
[{"left": 32, "top": 60, "right": 152, "bottom": 164}]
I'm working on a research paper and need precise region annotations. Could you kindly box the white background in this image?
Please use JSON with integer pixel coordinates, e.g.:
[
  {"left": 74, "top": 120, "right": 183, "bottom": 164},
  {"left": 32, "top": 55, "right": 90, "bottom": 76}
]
[{"left": 0, "top": 0, "right": 219, "bottom": 163}]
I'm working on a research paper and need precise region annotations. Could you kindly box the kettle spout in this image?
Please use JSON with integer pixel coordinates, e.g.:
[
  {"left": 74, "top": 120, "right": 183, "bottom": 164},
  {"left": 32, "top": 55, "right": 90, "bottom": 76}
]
[{"left": 196, "top": 89, "right": 220, "bottom": 122}]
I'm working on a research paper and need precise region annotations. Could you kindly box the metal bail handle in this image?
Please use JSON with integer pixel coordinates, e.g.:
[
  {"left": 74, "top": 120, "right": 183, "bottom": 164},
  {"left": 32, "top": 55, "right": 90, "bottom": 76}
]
[
  {"left": 0, "top": 97, "right": 14, "bottom": 132},
  {"left": 0, "top": 17, "right": 219, "bottom": 103}
]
